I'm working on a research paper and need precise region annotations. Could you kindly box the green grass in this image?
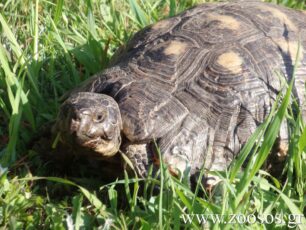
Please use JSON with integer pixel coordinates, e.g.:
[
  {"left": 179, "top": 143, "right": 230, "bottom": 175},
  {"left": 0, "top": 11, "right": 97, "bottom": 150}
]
[{"left": 0, "top": 0, "right": 306, "bottom": 229}]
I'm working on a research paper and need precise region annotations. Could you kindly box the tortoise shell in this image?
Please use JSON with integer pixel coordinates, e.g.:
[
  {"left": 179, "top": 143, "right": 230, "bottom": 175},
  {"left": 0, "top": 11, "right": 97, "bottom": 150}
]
[{"left": 56, "top": 1, "right": 306, "bottom": 178}]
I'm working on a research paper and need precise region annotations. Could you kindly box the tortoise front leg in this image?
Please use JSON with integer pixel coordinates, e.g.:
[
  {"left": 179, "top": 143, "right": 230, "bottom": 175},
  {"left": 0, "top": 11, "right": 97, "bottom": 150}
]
[{"left": 122, "top": 143, "right": 150, "bottom": 178}]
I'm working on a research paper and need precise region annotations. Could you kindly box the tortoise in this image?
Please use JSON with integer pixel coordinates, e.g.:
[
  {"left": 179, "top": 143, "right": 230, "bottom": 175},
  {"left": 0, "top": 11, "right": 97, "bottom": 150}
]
[{"left": 54, "top": 1, "right": 306, "bottom": 185}]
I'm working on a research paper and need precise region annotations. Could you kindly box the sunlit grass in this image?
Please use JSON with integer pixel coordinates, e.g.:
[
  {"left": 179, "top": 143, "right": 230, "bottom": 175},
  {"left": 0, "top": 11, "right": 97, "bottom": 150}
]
[{"left": 0, "top": 0, "right": 305, "bottom": 229}]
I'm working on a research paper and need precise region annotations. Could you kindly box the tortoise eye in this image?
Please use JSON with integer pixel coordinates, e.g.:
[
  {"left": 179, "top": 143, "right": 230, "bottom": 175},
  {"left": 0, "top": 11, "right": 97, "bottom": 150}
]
[{"left": 95, "top": 113, "right": 105, "bottom": 122}]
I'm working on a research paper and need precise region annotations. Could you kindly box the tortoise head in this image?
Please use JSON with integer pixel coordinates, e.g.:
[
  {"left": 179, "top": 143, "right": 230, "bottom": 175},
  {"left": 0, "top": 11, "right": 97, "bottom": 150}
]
[{"left": 54, "top": 92, "right": 122, "bottom": 157}]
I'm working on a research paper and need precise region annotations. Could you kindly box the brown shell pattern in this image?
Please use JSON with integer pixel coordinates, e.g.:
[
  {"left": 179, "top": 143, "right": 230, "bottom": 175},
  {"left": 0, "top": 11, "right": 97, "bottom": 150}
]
[{"left": 81, "top": 1, "right": 306, "bottom": 172}]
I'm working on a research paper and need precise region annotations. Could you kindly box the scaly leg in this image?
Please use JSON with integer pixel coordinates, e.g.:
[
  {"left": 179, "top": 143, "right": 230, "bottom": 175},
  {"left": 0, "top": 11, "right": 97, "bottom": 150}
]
[{"left": 122, "top": 143, "right": 151, "bottom": 178}]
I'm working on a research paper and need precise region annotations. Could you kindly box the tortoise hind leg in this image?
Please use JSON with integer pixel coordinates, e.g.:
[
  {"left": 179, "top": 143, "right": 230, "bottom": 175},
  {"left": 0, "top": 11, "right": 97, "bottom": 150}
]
[{"left": 157, "top": 116, "right": 214, "bottom": 183}]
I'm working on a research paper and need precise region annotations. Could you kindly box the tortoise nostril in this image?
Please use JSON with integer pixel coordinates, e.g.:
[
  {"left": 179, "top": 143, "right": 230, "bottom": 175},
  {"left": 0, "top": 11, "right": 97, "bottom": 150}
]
[{"left": 70, "top": 118, "right": 80, "bottom": 133}]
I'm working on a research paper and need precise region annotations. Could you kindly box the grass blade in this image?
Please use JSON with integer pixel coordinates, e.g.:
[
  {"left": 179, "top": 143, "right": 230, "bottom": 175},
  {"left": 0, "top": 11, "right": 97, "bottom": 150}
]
[
  {"left": 169, "top": 0, "right": 176, "bottom": 16},
  {"left": 33, "top": 0, "right": 39, "bottom": 61},
  {"left": 20, "top": 176, "right": 109, "bottom": 217},
  {"left": 72, "top": 195, "right": 83, "bottom": 230},
  {"left": 235, "top": 78, "right": 293, "bottom": 206},
  {"left": 53, "top": 0, "right": 64, "bottom": 25},
  {"left": 128, "top": 0, "right": 149, "bottom": 27},
  {"left": 0, "top": 13, "right": 41, "bottom": 98}
]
